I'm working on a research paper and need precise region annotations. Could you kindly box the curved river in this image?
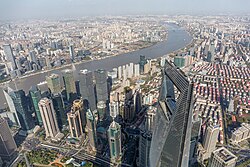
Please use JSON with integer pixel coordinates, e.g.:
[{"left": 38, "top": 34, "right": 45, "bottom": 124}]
[{"left": 0, "top": 23, "right": 192, "bottom": 108}]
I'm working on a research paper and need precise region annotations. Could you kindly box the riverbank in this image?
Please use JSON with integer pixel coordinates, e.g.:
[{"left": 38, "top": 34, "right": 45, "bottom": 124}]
[{"left": 0, "top": 23, "right": 192, "bottom": 108}]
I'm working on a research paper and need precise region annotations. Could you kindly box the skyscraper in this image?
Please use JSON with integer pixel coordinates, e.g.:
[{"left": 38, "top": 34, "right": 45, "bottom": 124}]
[
  {"left": 110, "top": 101, "right": 119, "bottom": 119},
  {"left": 139, "top": 131, "right": 151, "bottom": 167},
  {"left": 0, "top": 118, "right": 17, "bottom": 160},
  {"left": 189, "top": 119, "right": 202, "bottom": 166},
  {"left": 3, "top": 44, "right": 17, "bottom": 70},
  {"left": 29, "top": 86, "right": 43, "bottom": 126},
  {"left": 69, "top": 45, "right": 75, "bottom": 61},
  {"left": 95, "top": 69, "right": 108, "bottom": 103},
  {"left": 3, "top": 87, "right": 20, "bottom": 126},
  {"left": 38, "top": 98, "right": 60, "bottom": 139},
  {"left": 68, "top": 100, "right": 84, "bottom": 138},
  {"left": 108, "top": 121, "right": 122, "bottom": 163},
  {"left": 7, "top": 89, "right": 34, "bottom": 131},
  {"left": 139, "top": 55, "right": 147, "bottom": 74},
  {"left": 134, "top": 64, "right": 140, "bottom": 77},
  {"left": 86, "top": 109, "right": 97, "bottom": 152},
  {"left": 207, "top": 42, "right": 215, "bottom": 62},
  {"left": 150, "top": 61, "right": 194, "bottom": 167},
  {"left": 202, "top": 124, "right": 220, "bottom": 159},
  {"left": 145, "top": 106, "right": 156, "bottom": 132},
  {"left": 79, "top": 69, "right": 96, "bottom": 111},
  {"left": 97, "top": 101, "right": 106, "bottom": 122},
  {"left": 46, "top": 73, "right": 61, "bottom": 95},
  {"left": 123, "top": 101, "right": 135, "bottom": 123},
  {"left": 209, "top": 147, "right": 237, "bottom": 167},
  {"left": 29, "top": 50, "right": 38, "bottom": 64},
  {"left": 62, "top": 69, "right": 77, "bottom": 101},
  {"left": 52, "top": 93, "right": 66, "bottom": 130},
  {"left": 134, "top": 90, "right": 142, "bottom": 113},
  {"left": 123, "top": 87, "right": 135, "bottom": 123}
]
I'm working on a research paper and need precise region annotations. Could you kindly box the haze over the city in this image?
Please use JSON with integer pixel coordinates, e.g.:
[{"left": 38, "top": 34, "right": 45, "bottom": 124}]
[{"left": 0, "top": 0, "right": 250, "bottom": 20}]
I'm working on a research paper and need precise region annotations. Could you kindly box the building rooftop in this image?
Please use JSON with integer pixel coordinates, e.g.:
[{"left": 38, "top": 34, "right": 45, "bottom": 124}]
[{"left": 213, "top": 147, "right": 237, "bottom": 163}]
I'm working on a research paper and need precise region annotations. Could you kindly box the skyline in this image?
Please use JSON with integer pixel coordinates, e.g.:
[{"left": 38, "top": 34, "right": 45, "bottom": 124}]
[{"left": 0, "top": 0, "right": 250, "bottom": 20}]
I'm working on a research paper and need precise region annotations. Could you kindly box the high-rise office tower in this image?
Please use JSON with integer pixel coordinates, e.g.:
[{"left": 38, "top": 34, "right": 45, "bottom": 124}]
[
  {"left": 209, "top": 147, "right": 237, "bottom": 167},
  {"left": 150, "top": 61, "right": 194, "bottom": 167},
  {"left": 86, "top": 109, "right": 97, "bottom": 152},
  {"left": 3, "top": 44, "right": 17, "bottom": 70},
  {"left": 69, "top": 45, "right": 74, "bottom": 61},
  {"left": 110, "top": 101, "right": 119, "bottom": 119},
  {"left": 123, "top": 87, "right": 135, "bottom": 123},
  {"left": 95, "top": 69, "right": 108, "bottom": 103},
  {"left": 62, "top": 69, "right": 77, "bottom": 101},
  {"left": 139, "top": 131, "right": 152, "bottom": 167},
  {"left": 97, "top": 101, "right": 106, "bottom": 121},
  {"left": 207, "top": 42, "right": 215, "bottom": 62},
  {"left": 79, "top": 70, "right": 96, "bottom": 111},
  {"left": 134, "top": 90, "right": 142, "bottom": 113},
  {"left": 68, "top": 100, "right": 84, "bottom": 138},
  {"left": 29, "top": 86, "right": 43, "bottom": 126},
  {"left": 108, "top": 121, "right": 122, "bottom": 163},
  {"left": 145, "top": 106, "right": 156, "bottom": 132},
  {"left": 38, "top": 98, "right": 60, "bottom": 139},
  {"left": 139, "top": 55, "right": 147, "bottom": 74},
  {"left": 29, "top": 50, "right": 38, "bottom": 64},
  {"left": 0, "top": 118, "right": 17, "bottom": 160},
  {"left": 52, "top": 93, "right": 66, "bottom": 130},
  {"left": 3, "top": 87, "right": 20, "bottom": 126},
  {"left": 46, "top": 73, "right": 61, "bottom": 95},
  {"left": 189, "top": 119, "right": 202, "bottom": 166},
  {"left": 202, "top": 124, "right": 220, "bottom": 159},
  {"left": 7, "top": 89, "right": 34, "bottom": 131},
  {"left": 124, "top": 101, "right": 135, "bottom": 123}
]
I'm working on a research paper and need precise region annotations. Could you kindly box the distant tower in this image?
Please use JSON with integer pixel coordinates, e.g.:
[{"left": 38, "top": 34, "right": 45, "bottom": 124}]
[
  {"left": 29, "top": 50, "right": 38, "bottom": 64},
  {"left": 139, "top": 131, "right": 151, "bottom": 167},
  {"left": 52, "top": 93, "right": 66, "bottom": 130},
  {"left": 29, "top": 86, "right": 43, "bottom": 126},
  {"left": 209, "top": 147, "right": 237, "bottom": 167},
  {"left": 108, "top": 121, "right": 122, "bottom": 163},
  {"left": 79, "top": 70, "right": 96, "bottom": 111},
  {"left": 97, "top": 101, "right": 106, "bottom": 122},
  {"left": 95, "top": 69, "right": 108, "bottom": 103},
  {"left": 69, "top": 45, "right": 75, "bottom": 61},
  {"left": 38, "top": 98, "right": 60, "bottom": 139},
  {"left": 68, "top": 100, "right": 84, "bottom": 138},
  {"left": 0, "top": 118, "right": 17, "bottom": 160},
  {"left": 62, "top": 69, "right": 77, "bottom": 102},
  {"left": 207, "top": 42, "right": 215, "bottom": 62},
  {"left": 202, "top": 124, "right": 220, "bottom": 159},
  {"left": 46, "top": 73, "right": 61, "bottom": 95},
  {"left": 86, "top": 109, "right": 97, "bottom": 152},
  {"left": 7, "top": 89, "right": 34, "bottom": 131},
  {"left": 139, "top": 55, "right": 147, "bottom": 74},
  {"left": 3, "top": 44, "right": 17, "bottom": 70}
]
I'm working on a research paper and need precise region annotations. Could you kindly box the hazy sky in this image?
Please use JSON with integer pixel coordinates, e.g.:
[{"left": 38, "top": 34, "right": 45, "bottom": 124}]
[{"left": 0, "top": 0, "right": 250, "bottom": 20}]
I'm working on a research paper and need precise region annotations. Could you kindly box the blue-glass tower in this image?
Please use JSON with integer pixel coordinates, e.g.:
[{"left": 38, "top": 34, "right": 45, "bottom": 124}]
[{"left": 150, "top": 61, "right": 194, "bottom": 167}]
